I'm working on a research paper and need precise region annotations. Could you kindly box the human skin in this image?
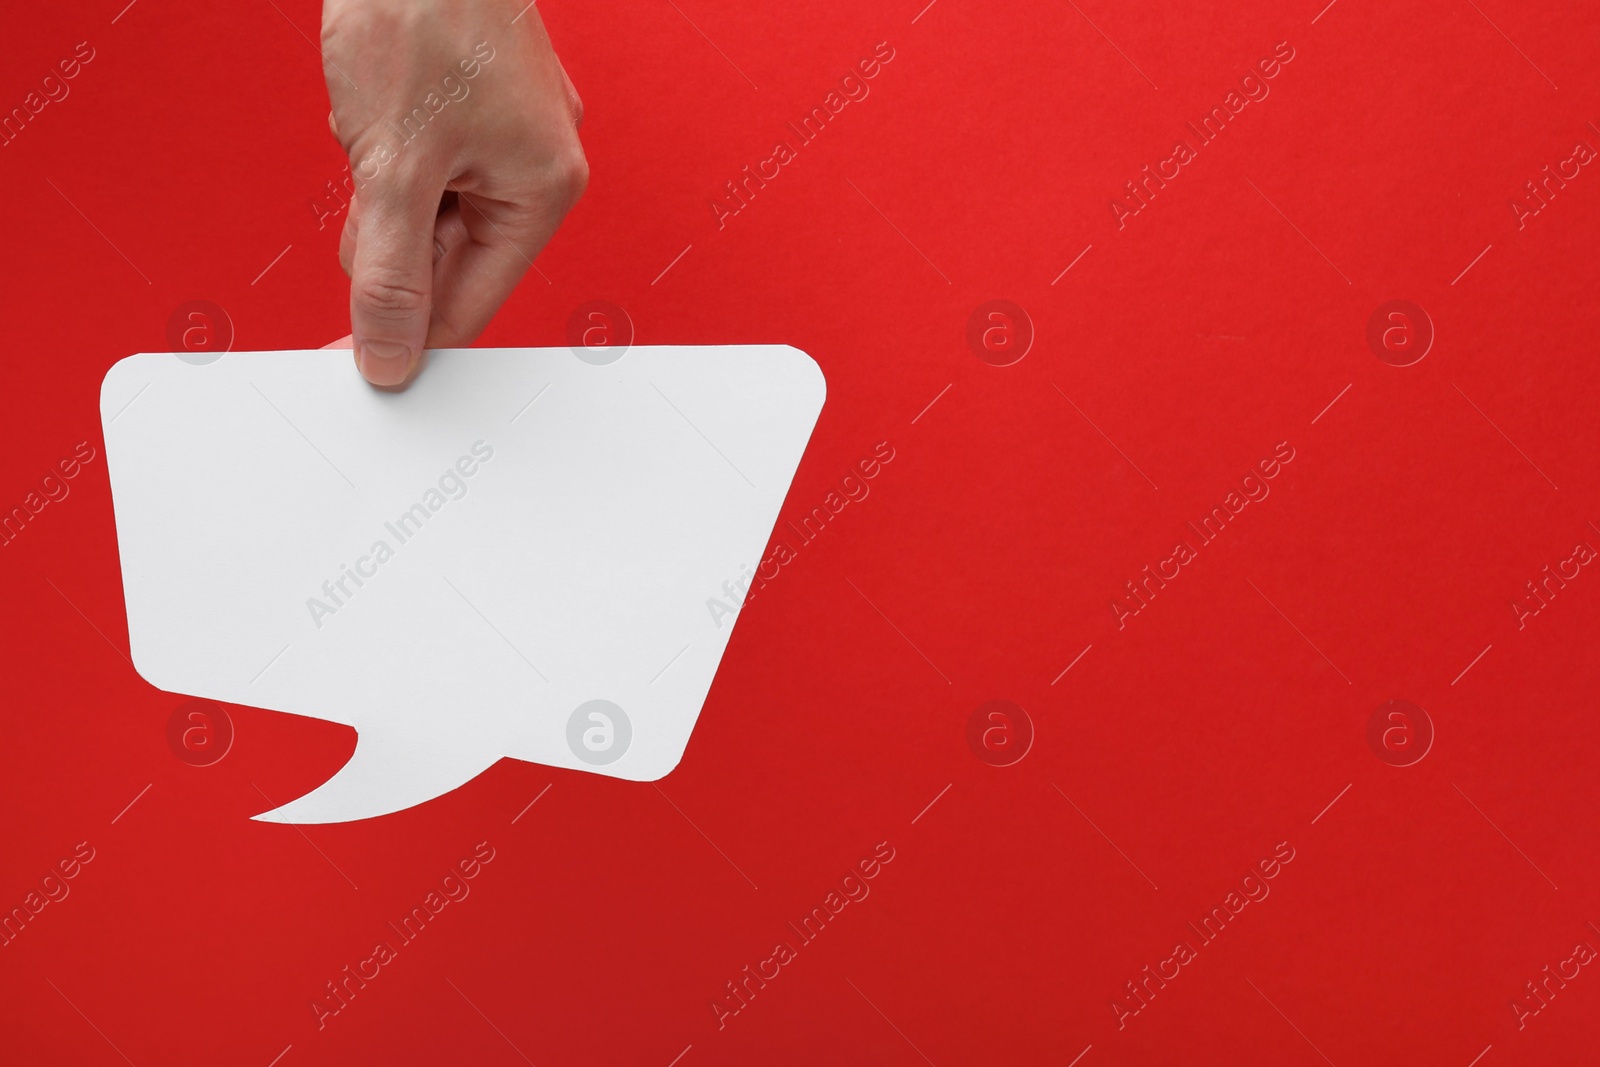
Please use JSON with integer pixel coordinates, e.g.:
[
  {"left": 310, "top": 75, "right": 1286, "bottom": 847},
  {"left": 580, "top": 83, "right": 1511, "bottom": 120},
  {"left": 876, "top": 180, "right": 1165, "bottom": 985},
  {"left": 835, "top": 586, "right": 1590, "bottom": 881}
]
[{"left": 321, "top": 0, "right": 587, "bottom": 387}]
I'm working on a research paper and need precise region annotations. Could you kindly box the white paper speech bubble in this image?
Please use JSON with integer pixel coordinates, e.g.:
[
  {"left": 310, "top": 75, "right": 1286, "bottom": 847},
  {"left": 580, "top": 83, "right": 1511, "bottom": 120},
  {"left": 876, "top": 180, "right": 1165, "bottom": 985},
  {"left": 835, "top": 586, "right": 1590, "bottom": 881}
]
[{"left": 100, "top": 347, "right": 824, "bottom": 823}]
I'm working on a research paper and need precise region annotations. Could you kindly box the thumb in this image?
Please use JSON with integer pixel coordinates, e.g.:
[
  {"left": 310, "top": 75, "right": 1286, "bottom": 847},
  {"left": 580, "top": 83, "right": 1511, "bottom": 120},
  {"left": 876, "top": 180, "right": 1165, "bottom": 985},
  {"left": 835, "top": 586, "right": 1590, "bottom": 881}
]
[{"left": 348, "top": 177, "right": 440, "bottom": 387}]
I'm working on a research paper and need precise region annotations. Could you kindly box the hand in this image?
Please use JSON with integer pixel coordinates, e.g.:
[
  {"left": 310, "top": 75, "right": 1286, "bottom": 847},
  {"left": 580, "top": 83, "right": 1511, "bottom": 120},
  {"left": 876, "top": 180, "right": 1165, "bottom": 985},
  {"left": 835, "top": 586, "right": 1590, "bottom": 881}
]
[{"left": 321, "top": 0, "right": 587, "bottom": 387}]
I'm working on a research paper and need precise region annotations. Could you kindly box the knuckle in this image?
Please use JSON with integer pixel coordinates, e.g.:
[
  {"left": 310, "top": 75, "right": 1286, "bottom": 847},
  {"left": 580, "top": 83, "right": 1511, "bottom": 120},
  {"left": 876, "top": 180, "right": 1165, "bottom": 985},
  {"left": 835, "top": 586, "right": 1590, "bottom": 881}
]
[
  {"left": 552, "top": 143, "right": 589, "bottom": 205},
  {"left": 353, "top": 272, "right": 429, "bottom": 318},
  {"left": 318, "top": 4, "right": 363, "bottom": 54},
  {"left": 320, "top": 1, "right": 413, "bottom": 50}
]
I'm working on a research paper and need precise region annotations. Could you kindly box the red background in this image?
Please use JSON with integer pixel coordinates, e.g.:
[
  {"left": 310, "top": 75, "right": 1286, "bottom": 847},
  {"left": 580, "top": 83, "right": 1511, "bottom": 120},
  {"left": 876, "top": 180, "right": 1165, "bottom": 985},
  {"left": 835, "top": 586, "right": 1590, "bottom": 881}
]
[{"left": 3, "top": 0, "right": 1599, "bottom": 1063}]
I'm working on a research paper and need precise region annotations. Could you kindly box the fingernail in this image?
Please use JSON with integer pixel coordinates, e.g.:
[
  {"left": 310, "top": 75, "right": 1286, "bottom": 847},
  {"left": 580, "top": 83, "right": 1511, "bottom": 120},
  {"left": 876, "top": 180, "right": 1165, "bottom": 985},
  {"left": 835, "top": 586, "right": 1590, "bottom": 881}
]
[{"left": 358, "top": 341, "right": 412, "bottom": 385}]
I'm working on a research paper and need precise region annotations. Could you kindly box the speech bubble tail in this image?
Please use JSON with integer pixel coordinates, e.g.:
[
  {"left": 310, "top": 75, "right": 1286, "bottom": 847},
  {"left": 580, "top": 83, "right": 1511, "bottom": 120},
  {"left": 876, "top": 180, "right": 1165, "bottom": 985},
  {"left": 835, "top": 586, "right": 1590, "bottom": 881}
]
[{"left": 251, "top": 731, "right": 500, "bottom": 825}]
